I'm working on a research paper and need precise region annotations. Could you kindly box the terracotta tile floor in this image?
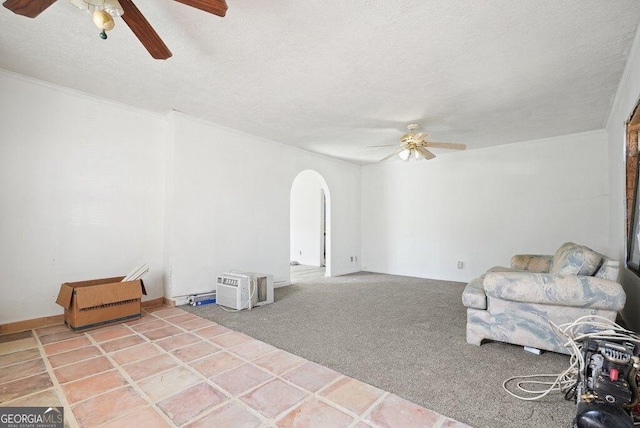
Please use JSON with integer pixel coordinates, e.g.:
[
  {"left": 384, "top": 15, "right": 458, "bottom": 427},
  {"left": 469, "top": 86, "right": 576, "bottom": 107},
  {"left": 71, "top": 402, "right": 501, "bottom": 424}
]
[{"left": 0, "top": 305, "right": 471, "bottom": 427}]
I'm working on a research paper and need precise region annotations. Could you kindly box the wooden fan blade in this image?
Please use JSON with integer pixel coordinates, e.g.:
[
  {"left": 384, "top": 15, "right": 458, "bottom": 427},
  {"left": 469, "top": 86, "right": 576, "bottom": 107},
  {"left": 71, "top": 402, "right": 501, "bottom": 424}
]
[
  {"left": 120, "top": 0, "right": 172, "bottom": 60},
  {"left": 425, "top": 142, "right": 466, "bottom": 150},
  {"left": 380, "top": 148, "right": 403, "bottom": 162},
  {"left": 418, "top": 147, "right": 436, "bottom": 160},
  {"left": 173, "top": 0, "right": 227, "bottom": 17},
  {"left": 3, "top": 0, "right": 56, "bottom": 18},
  {"left": 367, "top": 144, "right": 398, "bottom": 148}
]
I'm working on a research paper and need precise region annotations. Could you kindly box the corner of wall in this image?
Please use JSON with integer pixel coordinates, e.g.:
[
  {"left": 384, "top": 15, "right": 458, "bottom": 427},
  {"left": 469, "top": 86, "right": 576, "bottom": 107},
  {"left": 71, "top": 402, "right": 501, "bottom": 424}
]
[
  {"left": 606, "top": 21, "right": 640, "bottom": 333},
  {"left": 161, "top": 111, "right": 177, "bottom": 300},
  {"left": 607, "top": 22, "right": 640, "bottom": 130}
]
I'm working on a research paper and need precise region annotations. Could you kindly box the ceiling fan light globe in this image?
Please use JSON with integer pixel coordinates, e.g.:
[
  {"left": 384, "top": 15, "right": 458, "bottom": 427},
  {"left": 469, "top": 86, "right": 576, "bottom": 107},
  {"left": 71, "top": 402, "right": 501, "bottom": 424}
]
[
  {"left": 93, "top": 9, "right": 115, "bottom": 31},
  {"left": 399, "top": 149, "right": 411, "bottom": 161},
  {"left": 414, "top": 149, "right": 424, "bottom": 161}
]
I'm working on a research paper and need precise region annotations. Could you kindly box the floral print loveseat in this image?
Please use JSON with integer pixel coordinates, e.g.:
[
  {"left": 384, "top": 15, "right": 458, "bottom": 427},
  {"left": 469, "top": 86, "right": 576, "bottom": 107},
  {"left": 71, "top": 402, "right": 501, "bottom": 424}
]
[{"left": 462, "top": 242, "right": 626, "bottom": 354}]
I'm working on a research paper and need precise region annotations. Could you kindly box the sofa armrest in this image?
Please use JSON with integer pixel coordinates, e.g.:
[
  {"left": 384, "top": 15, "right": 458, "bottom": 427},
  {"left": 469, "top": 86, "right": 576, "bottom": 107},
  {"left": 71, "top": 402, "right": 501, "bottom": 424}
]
[
  {"left": 510, "top": 254, "right": 553, "bottom": 273},
  {"left": 483, "top": 272, "right": 626, "bottom": 311},
  {"left": 462, "top": 277, "right": 486, "bottom": 309},
  {"left": 462, "top": 267, "right": 517, "bottom": 310}
]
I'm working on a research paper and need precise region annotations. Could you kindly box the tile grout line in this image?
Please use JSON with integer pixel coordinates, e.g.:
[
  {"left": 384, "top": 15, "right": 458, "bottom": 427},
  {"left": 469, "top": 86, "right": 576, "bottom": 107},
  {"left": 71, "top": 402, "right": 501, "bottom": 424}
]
[
  {"left": 0, "top": 338, "right": 48, "bottom": 358},
  {"left": 314, "top": 384, "right": 365, "bottom": 422},
  {"left": 32, "top": 329, "right": 80, "bottom": 428},
  {"left": 95, "top": 310, "right": 271, "bottom": 427},
  {"left": 47, "top": 330, "right": 152, "bottom": 388},
  {"left": 0, "top": 354, "right": 42, "bottom": 371},
  {"left": 271, "top": 394, "right": 317, "bottom": 425},
  {"left": 163, "top": 307, "right": 376, "bottom": 426},
  {"left": 85, "top": 322, "right": 177, "bottom": 428},
  {"left": 216, "top": 349, "right": 346, "bottom": 424},
  {"left": 0, "top": 361, "right": 47, "bottom": 386},
  {"left": 357, "top": 390, "right": 389, "bottom": 427},
  {"left": 181, "top": 346, "right": 295, "bottom": 426},
  {"left": 149, "top": 314, "right": 278, "bottom": 427},
  {"left": 293, "top": 378, "right": 380, "bottom": 426},
  {"left": 42, "top": 320, "right": 167, "bottom": 424},
  {"left": 30, "top": 312, "right": 328, "bottom": 427},
  {"left": 432, "top": 414, "right": 449, "bottom": 428},
  {"left": 149, "top": 307, "right": 325, "bottom": 427},
  {"left": 267, "top": 371, "right": 378, "bottom": 426},
  {"left": 0, "top": 359, "right": 63, "bottom": 407},
  {"left": 263, "top": 356, "right": 384, "bottom": 425},
  {"left": 38, "top": 346, "right": 102, "bottom": 370}
]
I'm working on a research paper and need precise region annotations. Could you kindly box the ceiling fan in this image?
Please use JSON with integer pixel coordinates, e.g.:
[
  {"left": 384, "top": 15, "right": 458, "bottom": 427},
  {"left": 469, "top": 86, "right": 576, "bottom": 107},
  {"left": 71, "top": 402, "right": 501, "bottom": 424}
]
[
  {"left": 374, "top": 123, "right": 467, "bottom": 162},
  {"left": 2, "top": 0, "right": 228, "bottom": 60}
]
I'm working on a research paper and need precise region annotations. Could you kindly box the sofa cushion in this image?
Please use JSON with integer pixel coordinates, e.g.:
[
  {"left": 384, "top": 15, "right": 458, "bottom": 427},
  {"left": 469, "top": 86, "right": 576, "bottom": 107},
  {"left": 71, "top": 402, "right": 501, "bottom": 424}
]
[
  {"left": 510, "top": 254, "right": 553, "bottom": 273},
  {"left": 594, "top": 257, "right": 620, "bottom": 281},
  {"left": 550, "top": 242, "right": 602, "bottom": 276},
  {"left": 483, "top": 272, "right": 626, "bottom": 311}
]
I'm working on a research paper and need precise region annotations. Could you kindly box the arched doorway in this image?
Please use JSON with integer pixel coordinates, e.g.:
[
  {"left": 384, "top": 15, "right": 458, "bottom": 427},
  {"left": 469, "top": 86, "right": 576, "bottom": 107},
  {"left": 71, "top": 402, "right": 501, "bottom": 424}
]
[{"left": 290, "top": 170, "right": 331, "bottom": 281}]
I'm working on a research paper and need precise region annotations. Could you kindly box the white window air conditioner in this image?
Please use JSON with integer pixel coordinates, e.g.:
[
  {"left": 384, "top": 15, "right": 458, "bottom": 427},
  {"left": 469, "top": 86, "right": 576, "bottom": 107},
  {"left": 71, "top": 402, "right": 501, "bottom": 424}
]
[{"left": 215, "top": 271, "right": 274, "bottom": 310}]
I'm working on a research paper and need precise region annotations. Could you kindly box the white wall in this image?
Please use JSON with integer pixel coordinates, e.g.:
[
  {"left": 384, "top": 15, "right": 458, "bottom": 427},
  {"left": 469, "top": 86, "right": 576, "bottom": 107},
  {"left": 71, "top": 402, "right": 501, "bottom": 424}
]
[
  {"left": 0, "top": 72, "right": 361, "bottom": 323},
  {"left": 0, "top": 72, "right": 167, "bottom": 324},
  {"left": 164, "top": 113, "right": 360, "bottom": 300},
  {"left": 290, "top": 171, "right": 325, "bottom": 266},
  {"left": 607, "top": 24, "right": 640, "bottom": 331},
  {"left": 361, "top": 130, "right": 609, "bottom": 282}
]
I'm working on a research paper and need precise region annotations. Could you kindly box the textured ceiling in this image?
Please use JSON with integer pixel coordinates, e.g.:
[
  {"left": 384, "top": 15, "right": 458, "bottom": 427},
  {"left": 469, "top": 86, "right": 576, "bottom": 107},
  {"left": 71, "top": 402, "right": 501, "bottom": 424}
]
[{"left": 1, "top": 0, "right": 639, "bottom": 164}]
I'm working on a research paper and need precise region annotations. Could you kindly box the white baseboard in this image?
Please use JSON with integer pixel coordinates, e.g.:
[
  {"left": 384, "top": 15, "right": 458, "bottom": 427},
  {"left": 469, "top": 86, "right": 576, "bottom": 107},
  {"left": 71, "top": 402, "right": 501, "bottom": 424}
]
[{"left": 275, "top": 281, "right": 291, "bottom": 288}]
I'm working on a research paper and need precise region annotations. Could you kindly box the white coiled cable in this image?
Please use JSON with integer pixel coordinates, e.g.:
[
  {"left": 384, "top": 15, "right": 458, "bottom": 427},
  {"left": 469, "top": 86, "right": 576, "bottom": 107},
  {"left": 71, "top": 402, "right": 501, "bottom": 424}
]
[{"left": 502, "top": 315, "right": 640, "bottom": 401}]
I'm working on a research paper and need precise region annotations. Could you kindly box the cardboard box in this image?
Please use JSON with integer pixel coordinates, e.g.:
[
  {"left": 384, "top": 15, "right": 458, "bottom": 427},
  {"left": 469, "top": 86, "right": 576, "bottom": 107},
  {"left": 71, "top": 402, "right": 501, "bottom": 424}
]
[{"left": 55, "top": 276, "right": 146, "bottom": 332}]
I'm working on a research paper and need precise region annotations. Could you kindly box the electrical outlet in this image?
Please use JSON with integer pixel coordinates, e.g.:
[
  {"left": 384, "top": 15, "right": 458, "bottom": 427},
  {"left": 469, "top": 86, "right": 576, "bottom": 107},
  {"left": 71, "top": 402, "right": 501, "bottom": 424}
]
[
  {"left": 299, "top": 250, "right": 302, "bottom": 255},
  {"left": 457, "top": 261, "right": 464, "bottom": 269},
  {"left": 350, "top": 256, "right": 354, "bottom": 262}
]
